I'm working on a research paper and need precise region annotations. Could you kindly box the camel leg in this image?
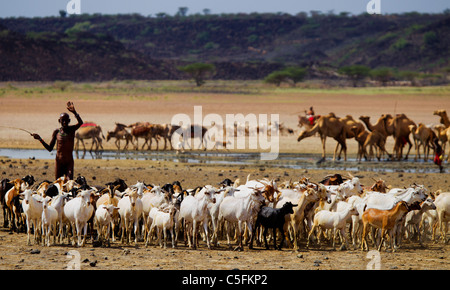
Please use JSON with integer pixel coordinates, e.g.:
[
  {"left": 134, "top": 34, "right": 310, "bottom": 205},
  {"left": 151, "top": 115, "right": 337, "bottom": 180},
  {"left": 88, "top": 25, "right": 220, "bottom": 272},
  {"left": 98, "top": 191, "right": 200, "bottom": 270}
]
[
  {"left": 404, "top": 138, "right": 413, "bottom": 160},
  {"left": 89, "top": 138, "right": 96, "bottom": 152},
  {"left": 319, "top": 135, "right": 326, "bottom": 163},
  {"left": 334, "top": 142, "right": 340, "bottom": 161},
  {"left": 80, "top": 139, "right": 87, "bottom": 152}
]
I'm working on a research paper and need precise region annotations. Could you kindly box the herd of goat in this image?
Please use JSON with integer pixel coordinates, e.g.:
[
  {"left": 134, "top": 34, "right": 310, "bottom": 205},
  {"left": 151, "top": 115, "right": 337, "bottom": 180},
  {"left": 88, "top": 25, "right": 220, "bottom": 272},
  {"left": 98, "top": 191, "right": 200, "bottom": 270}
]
[
  {"left": 75, "top": 109, "right": 450, "bottom": 164},
  {"left": 1, "top": 173, "right": 449, "bottom": 252}
]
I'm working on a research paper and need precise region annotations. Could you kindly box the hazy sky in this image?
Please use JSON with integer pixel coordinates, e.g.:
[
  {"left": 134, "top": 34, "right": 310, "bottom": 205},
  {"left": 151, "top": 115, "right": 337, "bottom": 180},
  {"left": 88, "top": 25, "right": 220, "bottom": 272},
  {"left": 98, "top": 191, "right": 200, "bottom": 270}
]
[{"left": 1, "top": 0, "right": 449, "bottom": 18}]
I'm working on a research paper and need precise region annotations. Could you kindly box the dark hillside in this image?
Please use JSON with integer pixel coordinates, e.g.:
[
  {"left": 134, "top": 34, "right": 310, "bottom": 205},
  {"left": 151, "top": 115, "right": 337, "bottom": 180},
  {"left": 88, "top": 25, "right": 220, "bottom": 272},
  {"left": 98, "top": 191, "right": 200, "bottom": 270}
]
[
  {"left": 0, "top": 28, "right": 175, "bottom": 81},
  {"left": 0, "top": 12, "right": 448, "bottom": 81}
]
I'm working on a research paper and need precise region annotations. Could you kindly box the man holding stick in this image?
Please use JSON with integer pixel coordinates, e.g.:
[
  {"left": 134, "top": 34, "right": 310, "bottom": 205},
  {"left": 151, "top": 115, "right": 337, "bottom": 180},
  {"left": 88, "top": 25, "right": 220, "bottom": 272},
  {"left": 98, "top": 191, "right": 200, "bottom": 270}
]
[{"left": 32, "top": 101, "right": 83, "bottom": 179}]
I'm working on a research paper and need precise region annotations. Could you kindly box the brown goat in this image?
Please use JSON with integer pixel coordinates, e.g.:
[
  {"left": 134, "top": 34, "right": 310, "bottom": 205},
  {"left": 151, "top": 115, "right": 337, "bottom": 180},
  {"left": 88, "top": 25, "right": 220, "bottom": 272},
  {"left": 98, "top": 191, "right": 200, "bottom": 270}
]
[{"left": 361, "top": 201, "right": 409, "bottom": 251}]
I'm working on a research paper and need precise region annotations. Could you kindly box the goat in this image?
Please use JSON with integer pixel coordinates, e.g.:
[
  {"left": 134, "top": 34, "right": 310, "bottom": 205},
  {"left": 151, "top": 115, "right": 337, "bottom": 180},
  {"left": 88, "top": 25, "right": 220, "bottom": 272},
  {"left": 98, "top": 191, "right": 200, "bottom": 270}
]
[
  {"left": 307, "top": 204, "right": 358, "bottom": 250},
  {"left": 218, "top": 186, "right": 264, "bottom": 251},
  {"left": 64, "top": 189, "right": 96, "bottom": 247},
  {"left": 361, "top": 201, "right": 409, "bottom": 251},
  {"left": 369, "top": 178, "right": 388, "bottom": 193},
  {"left": 434, "top": 192, "right": 450, "bottom": 243},
  {"left": 22, "top": 189, "right": 44, "bottom": 245},
  {"left": 142, "top": 185, "right": 171, "bottom": 241},
  {"left": 179, "top": 187, "right": 216, "bottom": 249},
  {"left": 277, "top": 184, "right": 330, "bottom": 251},
  {"left": 41, "top": 196, "right": 58, "bottom": 246},
  {"left": 5, "top": 178, "right": 29, "bottom": 231},
  {"left": 149, "top": 203, "right": 177, "bottom": 248},
  {"left": 118, "top": 186, "right": 143, "bottom": 245},
  {"left": 319, "top": 174, "right": 345, "bottom": 185},
  {"left": 49, "top": 193, "right": 69, "bottom": 243},
  {"left": 94, "top": 204, "right": 118, "bottom": 247},
  {"left": 209, "top": 186, "right": 239, "bottom": 247},
  {"left": 363, "top": 185, "right": 427, "bottom": 211},
  {"left": 96, "top": 184, "right": 121, "bottom": 242},
  {"left": 250, "top": 201, "right": 296, "bottom": 250},
  {"left": 118, "top": 182, "right": 145, "bottom": 245},
  {"left": 325, "top": 175, "right": 363, "bottom": 198},
  {"left": 404, "top": 199, "right": 436, "bottom": 243}
]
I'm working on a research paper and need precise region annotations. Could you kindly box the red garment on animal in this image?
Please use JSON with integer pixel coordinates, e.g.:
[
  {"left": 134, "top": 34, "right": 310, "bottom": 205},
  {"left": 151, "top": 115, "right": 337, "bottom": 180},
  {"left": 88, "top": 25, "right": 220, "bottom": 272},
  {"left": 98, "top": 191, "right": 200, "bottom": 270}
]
[{"left": 81, "top": 123, "right": 97, "bottom": 128}]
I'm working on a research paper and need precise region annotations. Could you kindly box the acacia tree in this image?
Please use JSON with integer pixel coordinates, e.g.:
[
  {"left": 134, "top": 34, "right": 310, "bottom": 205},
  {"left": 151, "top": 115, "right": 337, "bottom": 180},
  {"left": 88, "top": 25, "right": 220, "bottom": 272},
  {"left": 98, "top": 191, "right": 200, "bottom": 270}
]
[
  {"left": 178, "top": 63, "right": 216, "bottom": 86},
  {"left": 371, "top": 67, "right": 393, "bottom": 86},
  {"left": 338, "top": 65, "right": 371, "bottom": 87},
  {"left": 264, "top": 66, "right": 307, "bottom": 87}
]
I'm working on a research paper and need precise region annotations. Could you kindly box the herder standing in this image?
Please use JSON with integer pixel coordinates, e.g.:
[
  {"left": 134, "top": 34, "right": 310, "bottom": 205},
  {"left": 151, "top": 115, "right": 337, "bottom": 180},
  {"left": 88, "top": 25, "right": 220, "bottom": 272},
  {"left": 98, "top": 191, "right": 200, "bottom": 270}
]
[{"left": 32, "top": 101, "right": 83, "bottom": 179}]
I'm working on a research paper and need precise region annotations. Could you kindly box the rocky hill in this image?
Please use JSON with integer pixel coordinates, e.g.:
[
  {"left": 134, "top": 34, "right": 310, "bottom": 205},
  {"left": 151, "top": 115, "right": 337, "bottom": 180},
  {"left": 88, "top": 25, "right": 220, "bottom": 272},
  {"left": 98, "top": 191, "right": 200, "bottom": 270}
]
[{"left": 0, "top": 12, "right": 448, "bottom": 81}]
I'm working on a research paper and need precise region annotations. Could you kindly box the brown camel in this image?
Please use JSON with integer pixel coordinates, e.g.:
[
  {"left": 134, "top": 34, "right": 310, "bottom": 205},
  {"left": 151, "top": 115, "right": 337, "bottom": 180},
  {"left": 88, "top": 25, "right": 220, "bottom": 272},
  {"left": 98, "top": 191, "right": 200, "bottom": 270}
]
[
  {"left": 359, "top": 115, "right": 390, "bottom": 137},
  {"left": 434, "top": 110, "right": 450, "bottom": 128},
  {"left": 390, "top": 114, "right": 416, "bottom": 160},
  {"left": 409, "top": 123, "right": 436, "bottom": 161},
  {"left": 128, "top": 122, "right": 160, "bottom": 150},
  {"left": 360, "top": 114, "right": 415, "bottom": 160},
  {"left": 434, "top": 125, "right": 450, "bottom": 161},
  {"left": 352, "top": 127, "right": 391, "bottom": 161},
  {"left": 149, "top": 123, "right": 173, "bottom": 150},
  {"left": 75, "top": 122, "right": 105, "bottom": 152},
  {"left": 297, "top": 113, "right": 347, "bottom": 163},
  {"left": 106, "top": 123, "right": 134, "bottom": 151}
]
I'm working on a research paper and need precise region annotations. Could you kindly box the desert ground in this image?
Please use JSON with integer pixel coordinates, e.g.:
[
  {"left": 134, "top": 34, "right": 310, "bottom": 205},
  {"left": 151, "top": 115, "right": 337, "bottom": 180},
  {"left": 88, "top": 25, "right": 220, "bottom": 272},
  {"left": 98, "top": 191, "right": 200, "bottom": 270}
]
[{"left": 0, "top": 81, "right": 448, "bottom": 270}]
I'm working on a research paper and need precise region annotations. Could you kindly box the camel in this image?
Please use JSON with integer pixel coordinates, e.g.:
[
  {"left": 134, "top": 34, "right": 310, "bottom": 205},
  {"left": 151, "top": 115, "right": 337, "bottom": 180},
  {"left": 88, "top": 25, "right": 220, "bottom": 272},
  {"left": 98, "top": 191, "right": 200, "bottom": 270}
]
[
  {"left": 359, "top": 115, "right": 390, "bottom": 137},
  {"left": 128, "top": 122, "right": 160, "bottom": 150},
  {"left": 409, "top": 123, "right": 436, "bottom": 161},
  {"left": 106, "top": 123, "right": 134, "bottom": 151},
  {"left": 150, "top": 124, "right": 174, "bottom": 150},
  {"left": 352, "top": 127, "right": 391, "bottom": 161},
  {"left": 297, "top": 113, "right": 347, "bottom": 163},
  {"left": 434, "top": 125, "right": 450, "bottom": 161},
  {"left": 75, "top": 122, "right": 105, "bottom": 152},
  {"left": 391, "top": 114, "right": 416, "bottom": 160},
  {"left": 434, "top": 110, "right": 450, "bottom": 128},
  {"left": 360, "top": 113, "right": 415, "bottom": 160},
  {"left": 171, "top": 124, "right": 209, "bottom": 150}
]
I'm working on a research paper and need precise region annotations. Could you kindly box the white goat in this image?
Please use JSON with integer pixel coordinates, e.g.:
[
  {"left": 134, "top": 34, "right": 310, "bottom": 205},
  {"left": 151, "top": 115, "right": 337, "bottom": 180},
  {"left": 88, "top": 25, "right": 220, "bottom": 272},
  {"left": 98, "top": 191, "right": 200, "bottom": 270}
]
[
  {"left": 209, "top": 186, "right": 238, "bottom": 246},
  {"left": 64, "top": 189, "right": 95, "bottom": 247},
  {"left": 362, "top": 186, "right": 427, "bottom": 211},
  {"left": 179, "top": 187, "right": 216, "bottom": 249},
  {"left": 307, "top": 205, "right": 358, "bottom": 250},
  {"left": 149, "top": 203, "right": 177, "bottom": 248},
  {"left": 404, "top": 199, "right": 436, "bottom": 243},
  {"left": 434, "top": 192, "right": 450, "bottom": 243},
  {"left": 141, "top": 185, "right": 170, "bottom": 240},
  {"left": 218, "top": 186, "right": 265, "bottom": 251},
  {"left": 94, "top": 204, "right": 118, "bottom": 247},
  {"left": 41, "top": 196, "right": 58, "bottom": 246},
  {"left": 118, "top": 188, "right": 143, "bottom": 245},
  {"left": 49, "top": 193, "right": 69, "bottom": 243},
  {"left": 22, "top": 189, "right": 43, "bottom": 245},
  {"left": 325, "top": 176, "right": 363, "bottom": 198}
]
